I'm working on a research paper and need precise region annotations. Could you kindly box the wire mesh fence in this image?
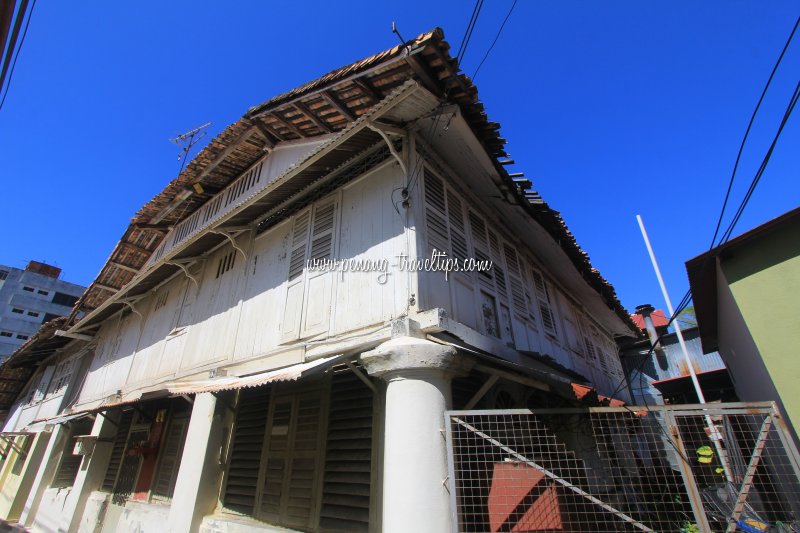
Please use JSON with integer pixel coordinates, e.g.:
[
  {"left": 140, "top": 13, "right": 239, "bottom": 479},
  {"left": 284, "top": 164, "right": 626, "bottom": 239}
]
[{"left": 445, "top": 402, "right": 800, "bottom": 533}]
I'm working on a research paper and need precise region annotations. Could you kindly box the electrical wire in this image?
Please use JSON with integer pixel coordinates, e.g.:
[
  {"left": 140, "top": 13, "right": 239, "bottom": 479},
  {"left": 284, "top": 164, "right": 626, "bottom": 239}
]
[
  {"left": 710, "top": 13, "right": 800, "bottom": 249},
  {"left": 456, "top": 0, "right": 485, "bottom": 66},
  {"left": 0, "top": 0, "right": 37, "bottom": 114},
  {"left": 471, "top": 0, "right": 518, "bottom": 82},
  {"left": 718, "top": 77, "right": 800, "bottom": 244}
]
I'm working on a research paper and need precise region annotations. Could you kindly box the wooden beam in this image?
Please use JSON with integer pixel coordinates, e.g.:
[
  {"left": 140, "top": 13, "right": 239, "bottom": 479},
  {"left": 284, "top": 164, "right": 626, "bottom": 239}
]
[
  {"left": 252, "top": 120, "right": 279, "bottom": 146},
  {"left": 119, "top": 242, "right": 152, "bottom": 256},
  {"left": 132, "top": 224, "right": 169, "bottom": 232},
  {"left": 293, "top": 101, "right": 333, "bottom": 133},
  {"left": 405, "top": 54, "right": 441, "bottom": 96},
  {"left": 269, "top": 111, "right": 305, "bottom": 139},
  {"left": 93, "top": 282, "right": 120, "bottom": 294},
  {"left": 321, "top": 90, "right": 356, "bottom": 121},
  {"left": 109, "top": 261, "right": 139, "bottom": 274},
  {"left": 193, "top": 126, "right": 260, "bottom": 183},
  {"left": 353, "top": 78, "right": 381, "bottom": 103}
]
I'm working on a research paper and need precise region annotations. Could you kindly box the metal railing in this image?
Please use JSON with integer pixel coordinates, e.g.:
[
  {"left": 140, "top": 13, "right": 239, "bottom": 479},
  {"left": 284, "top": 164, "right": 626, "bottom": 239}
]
[{"left": 445, "top": 402, "right": 800, "bottom": 533}]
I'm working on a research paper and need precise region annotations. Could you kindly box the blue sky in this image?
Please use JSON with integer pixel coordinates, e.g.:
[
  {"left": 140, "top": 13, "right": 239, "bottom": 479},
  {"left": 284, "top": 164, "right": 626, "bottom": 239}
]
[{"left": 1, "top": 1, "right": 798, "bottom": 319}]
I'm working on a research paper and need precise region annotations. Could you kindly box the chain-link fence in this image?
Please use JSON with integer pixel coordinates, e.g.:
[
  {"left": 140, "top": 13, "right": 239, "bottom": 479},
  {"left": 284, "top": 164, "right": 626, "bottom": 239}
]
[{"left": 445, "top": 402, "right": 800, "bottom": 533}]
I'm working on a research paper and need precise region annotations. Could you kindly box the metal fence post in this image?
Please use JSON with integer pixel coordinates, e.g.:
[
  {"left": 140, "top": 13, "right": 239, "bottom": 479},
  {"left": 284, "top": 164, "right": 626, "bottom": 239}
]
[
  {"left": 664, "top": 409, "right": 713, "bottom": 533},
  {"left": 444, "top": 412, "right": 459, "bottom": 533}
]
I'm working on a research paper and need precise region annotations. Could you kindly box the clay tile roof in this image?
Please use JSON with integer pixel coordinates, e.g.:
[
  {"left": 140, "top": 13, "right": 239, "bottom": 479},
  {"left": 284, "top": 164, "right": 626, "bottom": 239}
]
[{"left": 69, "top": 27, "right": 635, "bottom": 334}]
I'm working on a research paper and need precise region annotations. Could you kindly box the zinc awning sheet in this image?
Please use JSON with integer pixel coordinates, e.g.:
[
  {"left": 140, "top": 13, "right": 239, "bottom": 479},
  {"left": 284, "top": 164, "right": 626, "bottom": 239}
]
[
  {"left": 24, "top": 412, "right": 93, "bottom": 432},
  {"left": 167, "top": 354, "right": 345, "bottom": 395}
]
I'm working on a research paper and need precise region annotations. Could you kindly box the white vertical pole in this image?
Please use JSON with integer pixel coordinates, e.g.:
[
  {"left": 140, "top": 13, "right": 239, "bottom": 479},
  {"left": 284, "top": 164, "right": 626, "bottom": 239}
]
[
  {"left": 636, "top": 215, "right": 706, "bottom": 403},
  {"left": 636, "top": 214, "right": 733, "bottom": 483}
]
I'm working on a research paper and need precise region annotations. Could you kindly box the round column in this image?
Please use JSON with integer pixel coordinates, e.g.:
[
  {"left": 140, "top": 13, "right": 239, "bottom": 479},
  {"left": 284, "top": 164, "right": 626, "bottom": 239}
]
[{"left": 362, "top": 336, "right": 469, "bottom": 533}]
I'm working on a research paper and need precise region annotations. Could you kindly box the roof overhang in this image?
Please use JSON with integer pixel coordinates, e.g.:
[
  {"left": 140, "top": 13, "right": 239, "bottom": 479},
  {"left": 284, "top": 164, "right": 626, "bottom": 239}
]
[{"left": 70, "top": 81, "right": 440, "bottom": 332}]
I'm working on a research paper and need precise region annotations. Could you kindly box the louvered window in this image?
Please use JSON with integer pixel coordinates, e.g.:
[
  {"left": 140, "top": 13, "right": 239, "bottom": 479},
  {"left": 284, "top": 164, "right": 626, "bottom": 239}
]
[
  {"left": 319, "top": 371, "right": 374, "bottom": 532},
  {"left": 503, "top": 244, "right": 530, "bottom": 322},
  {"left": 259, "top": 390, "right": 325, "bottom": 529},
  {"left": 532, "top": 270, "right": 558, "bottom": 337},
  {"left": 468, "top": 211, "right": 495, "bottom": 291},
  {"left": 222, "top": 373, "right": 374, "bottom": 532},
  {"left": 447, "top": 191, "right": 468, "bottom": 262},
  {"left": 102, "top": 410, "right": 134, "bottom": 490},
  {"left": 423, "top": 170, "right": 449, "bottom": 254},
  {"left": 288, "top": 211, "right": 311, "bottom": 282},
  {"left": 309, "top": 203, "right": 336, "bottom": 263},
  {"left": 223, "top": 386, "right": 270, "bottom": 514},
  {"left": 51, "top": 418, "right": 94, "bottom": 488},
  {"left": 151, "top": 409, "right": 191, "bottom": 502}
]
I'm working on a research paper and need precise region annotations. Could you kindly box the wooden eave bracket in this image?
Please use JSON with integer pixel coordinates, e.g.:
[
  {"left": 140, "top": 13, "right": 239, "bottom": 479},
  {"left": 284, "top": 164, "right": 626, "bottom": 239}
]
[
  {"left": 209, "top": 227, "right": 252, "bottom": 261},
  {"left": 118, "top": 296, "right": 145, "bottom": 320},
  {"left": 165, "top": 258, "right": 203, "bottom": 289},
  {"left": 367, "top": 121, "right": 407, "bottom": 176}
]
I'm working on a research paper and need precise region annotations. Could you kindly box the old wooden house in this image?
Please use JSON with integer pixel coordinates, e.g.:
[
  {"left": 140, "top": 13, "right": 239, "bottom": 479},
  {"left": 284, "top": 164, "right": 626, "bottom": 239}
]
[{"left": 0, "top": 28, "right": 635, "bottom": 533}]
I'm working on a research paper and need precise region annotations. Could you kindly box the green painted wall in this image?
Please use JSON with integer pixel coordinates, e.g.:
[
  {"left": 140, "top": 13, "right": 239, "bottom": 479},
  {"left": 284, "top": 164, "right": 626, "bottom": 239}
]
[{"left": 721, "top": 215, "right": 800, "bottom": 430}]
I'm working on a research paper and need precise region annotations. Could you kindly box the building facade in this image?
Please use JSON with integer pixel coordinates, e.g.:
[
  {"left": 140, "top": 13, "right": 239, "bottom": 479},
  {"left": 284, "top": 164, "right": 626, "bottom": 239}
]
[
  {"left": 619, "top": 304, "right": 735, "bottom": 405},
  {"left": 687, "top": 206, "right": 800, "bottom": 447},
  {"left": 0, "top": 261, "right": 85, "bottom": 361},
  {"left": 0, "top": 29, "right": 636, "bottom": 533}
]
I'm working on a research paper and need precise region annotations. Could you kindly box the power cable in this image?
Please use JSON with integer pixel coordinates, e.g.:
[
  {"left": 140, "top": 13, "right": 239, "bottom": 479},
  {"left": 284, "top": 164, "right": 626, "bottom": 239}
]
[
  {"left": 719, "top": 77, "right": 800, "bottom": 244},
  {"left": 472, "top": 0, "right": 518, "bottom": 82},
  {"left": 0, "top": 0, "right": 36, "bottom": 114},
  {"left": 456, "top": 0, "right": 485, "bottom": 66},
  {"left": 710, "top": 13, "right": 800, "bottom": 248}
]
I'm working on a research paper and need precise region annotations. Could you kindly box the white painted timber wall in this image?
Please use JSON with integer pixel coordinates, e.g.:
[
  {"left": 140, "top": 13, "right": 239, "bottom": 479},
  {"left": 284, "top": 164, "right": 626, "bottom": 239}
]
[
  {"left": 73, "top": 161, "right": 410, "bottom": 409},
  {"left": 415, "top": 162, "right": 627, "bottom": 398}
]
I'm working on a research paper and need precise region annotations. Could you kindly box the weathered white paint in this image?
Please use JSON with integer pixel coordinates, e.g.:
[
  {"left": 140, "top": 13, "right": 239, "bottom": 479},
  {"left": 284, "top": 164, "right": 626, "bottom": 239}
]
[
  {"left": 60, "top": 411, "right": 118, "bottom": 533},
  {"left": 72, "top": 163, "right": 414, "bottom": 411},
  {"left": 167, "top": 392, "right": 226, "bottom": 533},
  {"left": 26, "top": 486, "right": 72, "bottom": 533},
  {"left": 361, "top": 336, "right": 468, "bottom": 533},
  {"left": 18, "top": 425, "right": 68, "bottom": 527},
  {"left": 114, "top": 500, "right": 171, "bottom": 533}
]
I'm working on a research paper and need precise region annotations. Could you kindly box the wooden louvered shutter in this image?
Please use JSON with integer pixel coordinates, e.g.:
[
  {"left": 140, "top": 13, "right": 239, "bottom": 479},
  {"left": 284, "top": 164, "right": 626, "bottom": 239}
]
[
  {"left": 532, "top": 270, "right": 558, "bottom": 336},
  {"left": 281, "top": 210, "right": 311, "bottom": 341},
  {"left": 51, "top": 418, "right": 93, "bottom": 489},
  {"left": 309, "top": 202, "right": 336, "bottom": 264},
  {"left": 258, "top": 389, "right": 325, "bottom": 529},
  {"left": 151, "top": 410, "right": 190, "bottom": 502},
  {"left": 319, "top": 371, "right": 374, "bottom": 532},
  {"left": 223, "top": 386, "right": 270, "bottom": 514},
  {"left": 302, "top": 201, "right": 337, "bottom": 336},
  {"left": 102, "top": 410, "right": 134, "bottom": 491},
  {"left": 447, "top": 191, "right": 468, "bottom": 262},
  {"left": 423, "top": 170, "right": 449, "bottom": 254},
  {"left": 503, "top": 243, "right": 530, "bottom": 325},
  {"left": 488, "top": 231, "right": 514, "bottom": 346},
  {"left": 468, "top": 211, "right": 494, "bottom": 291}
]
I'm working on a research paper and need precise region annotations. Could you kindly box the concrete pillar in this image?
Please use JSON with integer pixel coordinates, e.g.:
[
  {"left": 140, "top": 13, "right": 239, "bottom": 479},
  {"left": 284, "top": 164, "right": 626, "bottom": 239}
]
[
  {"left": 1, "top": 431, "right": 51, "bottom": 522},
  {"left": 18, "top": 424, "right": 69, "bottom": 526},
  {"left": 361, "top": 336, "right": 469, "bottom": 533},
  {"left": 63, "top": 411, "right": 118, "bottom": 533},
  {"left": 167, "top": 392, "right": 230, "bottom": 533}
]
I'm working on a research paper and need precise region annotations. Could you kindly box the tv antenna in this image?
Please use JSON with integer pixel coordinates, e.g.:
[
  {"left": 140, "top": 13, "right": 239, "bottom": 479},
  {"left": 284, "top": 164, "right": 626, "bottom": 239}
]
[{"left": 170, "top": 122, "right": 211, "bottom": 174}]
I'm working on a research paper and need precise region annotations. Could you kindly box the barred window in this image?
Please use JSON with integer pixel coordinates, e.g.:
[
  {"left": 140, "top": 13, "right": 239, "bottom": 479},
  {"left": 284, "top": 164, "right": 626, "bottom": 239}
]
[{"left": 51, "top": 418, "right": 94, "bottom": 488}]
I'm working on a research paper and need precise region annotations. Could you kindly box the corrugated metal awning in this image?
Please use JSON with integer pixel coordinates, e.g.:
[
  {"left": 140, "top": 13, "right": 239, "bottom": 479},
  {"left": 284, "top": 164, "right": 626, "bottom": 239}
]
[
  {"left": 24, "top": 411, "right": 93, "bottom": 433},
  {"left": 167, "top": 354, "right": 346, "bottom": 395}
]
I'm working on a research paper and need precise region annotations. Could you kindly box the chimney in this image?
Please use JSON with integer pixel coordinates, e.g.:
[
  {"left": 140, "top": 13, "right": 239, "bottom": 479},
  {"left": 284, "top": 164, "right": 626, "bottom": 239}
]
[{"left": 635, "top": 304, "right": 669, "bottom": 370}]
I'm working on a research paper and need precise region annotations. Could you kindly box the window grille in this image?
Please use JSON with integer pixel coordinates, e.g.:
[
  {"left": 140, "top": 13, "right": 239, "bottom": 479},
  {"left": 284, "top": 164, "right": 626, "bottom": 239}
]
[
  {"left": 102, "top": 410, "right": 135, "bottom": 491},
  {"left": 151, "top": 409, "right": 190, "bottom": 502}
]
